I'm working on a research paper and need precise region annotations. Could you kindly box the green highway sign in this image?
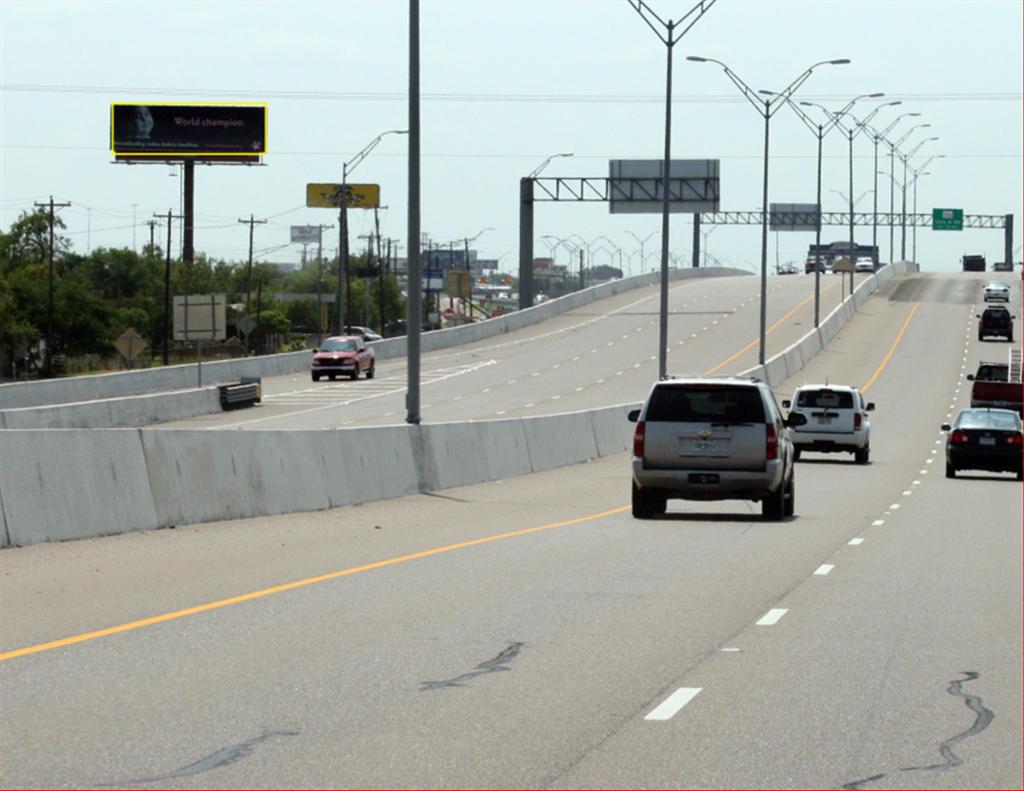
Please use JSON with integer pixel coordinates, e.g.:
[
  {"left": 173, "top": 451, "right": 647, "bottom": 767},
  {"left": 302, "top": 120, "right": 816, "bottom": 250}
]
[{"left": 933, "top": 208, "right": 964, "bottom": 231}]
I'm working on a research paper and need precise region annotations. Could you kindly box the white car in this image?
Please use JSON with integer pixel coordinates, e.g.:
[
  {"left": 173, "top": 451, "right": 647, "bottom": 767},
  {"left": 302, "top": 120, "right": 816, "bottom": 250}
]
[
  {"left": 855, "top": 258, "right": 875, "bottom": 273},
  {"left": 983, "top": 282, "right": 1010, "bottom": 302},
  {"left": 783, "top": 384, "right": 874, "bottom": 464}
]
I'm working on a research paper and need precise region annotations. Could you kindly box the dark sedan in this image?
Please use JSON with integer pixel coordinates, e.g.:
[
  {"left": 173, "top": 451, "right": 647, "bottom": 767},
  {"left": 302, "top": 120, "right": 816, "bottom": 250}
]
[{"left": 942, "top": 408, "right": 1023, "bottom": 480}]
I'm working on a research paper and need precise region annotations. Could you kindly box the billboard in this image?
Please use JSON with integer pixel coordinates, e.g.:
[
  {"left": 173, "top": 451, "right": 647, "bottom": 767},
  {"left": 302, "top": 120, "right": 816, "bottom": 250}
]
[
  {"left": 111, "top": 103, "right": 266, "bottom": 158},
  {"left": 306, "top": 183, "right": 380, "bottom": 209},
  {"left": 173, "top": 294, "right": 227, "bottom": 341},
  {"left": 290, "top": 225, "right": 322, "bottom": 244},
  {"left": 769, "top": 203, "right": 820, "bottom": 232},
  {"left": 609, "top": 159, "right": 720, "bottom": 214}
]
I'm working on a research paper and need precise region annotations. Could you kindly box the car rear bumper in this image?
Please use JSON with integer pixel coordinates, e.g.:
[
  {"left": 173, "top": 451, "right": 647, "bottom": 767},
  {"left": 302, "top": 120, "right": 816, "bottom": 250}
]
[
  {"left": 947, "top": 447, "right": 1022, "bottom": 473},
  {"left": 791, "top": 429, "right": 867, "bottom": 451},
  {"left": 632, "top": 458, "right": 785, "bottom": 501}
]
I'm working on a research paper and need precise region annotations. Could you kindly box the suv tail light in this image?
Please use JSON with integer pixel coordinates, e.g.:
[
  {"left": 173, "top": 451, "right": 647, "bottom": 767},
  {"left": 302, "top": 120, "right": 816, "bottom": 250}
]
[
  {"left": 854, "top": 412, "right": 862, "bottom": 429},
  {"left": 1008, "top": 434, "right": 1023, "bottom": 446},
  {"left": 766, "top": 423, "right": 779, "bottom": 461},
  {"left": 633, "top": 420, "right": 646, "bottom": 457},
  {"left": 951, "top": 430, "right": 969, "bottom": 444}
]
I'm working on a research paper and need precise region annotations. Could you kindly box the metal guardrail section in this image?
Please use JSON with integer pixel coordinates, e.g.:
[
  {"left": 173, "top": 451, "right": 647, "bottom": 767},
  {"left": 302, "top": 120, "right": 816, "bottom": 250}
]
[
  {"left": 218, "top": 378, "right": 261, "bottom": 410},
  {"left": 700, "top": 211, "right": 1009, "bottom": 228},
  {"left": 532, "top": 177, "right": 717, "bottom": 204}
]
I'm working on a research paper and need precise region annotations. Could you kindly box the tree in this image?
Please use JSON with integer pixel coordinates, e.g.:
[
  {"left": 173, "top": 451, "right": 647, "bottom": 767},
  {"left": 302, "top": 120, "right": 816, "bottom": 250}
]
[{"left": 0, "top": 208, "right": 71, "bottom": 276}]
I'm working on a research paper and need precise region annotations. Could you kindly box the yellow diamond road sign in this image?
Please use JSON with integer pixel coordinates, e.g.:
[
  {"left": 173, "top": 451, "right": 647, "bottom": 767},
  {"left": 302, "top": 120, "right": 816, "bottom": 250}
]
[{"left": 306, "top": 183, "right": 380, "bottom": 209}]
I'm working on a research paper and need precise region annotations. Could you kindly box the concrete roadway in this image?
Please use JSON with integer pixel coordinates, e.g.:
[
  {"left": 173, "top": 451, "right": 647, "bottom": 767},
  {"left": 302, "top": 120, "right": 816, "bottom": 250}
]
[
  {"left": 162, "top": 271, "right": 870, "bottom": 430},
  {"left": 0, "top": 273, "right": 1020, "bottom": 789}
]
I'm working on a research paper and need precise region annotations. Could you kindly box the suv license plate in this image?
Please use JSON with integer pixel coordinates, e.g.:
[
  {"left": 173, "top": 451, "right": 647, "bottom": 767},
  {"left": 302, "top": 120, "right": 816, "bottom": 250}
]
[
  {"left": 688, "top": 473, "right": 720, "bottom": 484},
  {"left": 692, "top": 440, "right": 716, "bottom": 452},
  {"left": 979, "top": 437, "right": 995, "bottom": 446},
  {"left": 817, "top": 416, "right": 833, "bottom": 424}
]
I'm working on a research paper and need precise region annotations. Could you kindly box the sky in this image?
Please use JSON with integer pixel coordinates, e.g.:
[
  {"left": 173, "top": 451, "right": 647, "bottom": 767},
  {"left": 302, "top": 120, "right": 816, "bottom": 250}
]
[{"left": 1, "top": 0, "right": 1021, "bottom": 275}]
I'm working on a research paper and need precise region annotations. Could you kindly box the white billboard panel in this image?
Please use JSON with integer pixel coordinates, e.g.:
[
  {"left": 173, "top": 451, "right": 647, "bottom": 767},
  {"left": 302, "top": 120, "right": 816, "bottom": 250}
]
[
  {"left": 609, "top": 159, "right": 720, "bottom": 214},
  {"left": 769, "top": 203, "right": 820, "bottom": 232},
  {"left": 290, "top": 225, "right": 322, "bottom": 244},
  {"left": 173, "top": 294, "right": 227, "bottom": 341}
]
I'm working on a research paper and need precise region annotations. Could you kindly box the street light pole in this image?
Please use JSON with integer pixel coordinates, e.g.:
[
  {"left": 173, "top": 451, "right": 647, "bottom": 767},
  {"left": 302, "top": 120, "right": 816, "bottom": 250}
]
[
  {"left": 529, "top": 152, "right": 573, "bottom": 178},
  {"left": 629, "top": 0, "right": 716, "bottom": 380},
  {"left": 691, "top": 57, "right": 850, "bottom": 365},
  {"left": 783, "top": 93, "right": 872, "bottom": 327},
  {"left": 340, "top": 129, "right": 408, "bottom": 334}
]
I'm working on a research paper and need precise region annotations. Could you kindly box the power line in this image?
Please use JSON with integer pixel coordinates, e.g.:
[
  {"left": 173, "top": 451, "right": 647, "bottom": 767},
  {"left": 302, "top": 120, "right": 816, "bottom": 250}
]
[{"left": 2, "top": 82, "right": 1019, "bottom": 104}]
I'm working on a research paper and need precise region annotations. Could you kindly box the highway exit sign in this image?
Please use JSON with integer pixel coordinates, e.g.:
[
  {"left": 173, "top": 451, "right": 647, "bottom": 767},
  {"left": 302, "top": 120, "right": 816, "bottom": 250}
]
[{"left": 933, "top": 208, "right": 963, "bottom": 231}]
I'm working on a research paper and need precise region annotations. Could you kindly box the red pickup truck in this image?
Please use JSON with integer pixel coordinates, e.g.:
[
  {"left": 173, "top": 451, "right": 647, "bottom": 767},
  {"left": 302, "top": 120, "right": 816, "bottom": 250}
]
[
  {"left": 311, "top": 335, "right": 375, "bottom": 381},
  {"left": 968, "top": 352, "right": 1023, "bottom": 415}
]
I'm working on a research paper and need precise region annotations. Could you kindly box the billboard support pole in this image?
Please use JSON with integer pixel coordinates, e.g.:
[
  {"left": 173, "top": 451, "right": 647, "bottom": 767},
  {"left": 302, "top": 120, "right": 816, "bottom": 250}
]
[
  {"left": 692, "top": 214, "right": 701, "bottom": 270},
  {"left": 519, "top": 178, "right": 534, "bottom": 310},
  {"left": 183, "top": 160, "right": 195, "bottom": 264},
  {"left": 1005, "top": 214, "right": 1014, "bottom": 273},
  {"left": 406, "top": 0, "right": 422, "bottom": 425},
  {"left": 339, "top": 170, "right": 348, "bottom": 335}
]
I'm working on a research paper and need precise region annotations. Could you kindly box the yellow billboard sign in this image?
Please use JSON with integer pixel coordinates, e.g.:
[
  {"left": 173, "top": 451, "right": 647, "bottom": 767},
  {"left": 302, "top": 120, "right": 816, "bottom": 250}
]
[{"left": 305, "top": 183, "right": 380, "bottom": 209}]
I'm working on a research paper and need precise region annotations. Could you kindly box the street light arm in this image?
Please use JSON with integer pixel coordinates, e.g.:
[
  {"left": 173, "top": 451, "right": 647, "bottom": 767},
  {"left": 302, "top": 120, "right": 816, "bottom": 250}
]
[
  {"left": 765, "top": 59, "right": 849, "bottom": 118},
  {"left": 905, "top": 136, "right": 938, "bottom": 160},
  {"left": 878, "top": 111, "right": 921, "bottom": 140},
  {"left": 894, "top": 123, "right": 930, "bottom": 149},
  {"left": 850, "top": 101, "right": 901, "bottom": 140},
  {"left": 344, "top": 129, "right": 408, "bottom": 177},
  {"left": 688, "top": 57, "right": 765, "bottom": 115}
]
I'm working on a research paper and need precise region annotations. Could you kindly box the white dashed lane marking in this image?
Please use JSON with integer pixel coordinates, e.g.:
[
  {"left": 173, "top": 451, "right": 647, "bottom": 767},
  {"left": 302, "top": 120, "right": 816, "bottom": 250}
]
[
  {"left": 645, "top": 688, "right": 703, "bottom": 721},
  {"left": 756, "top": 608, "right": 788, "bottom": 626}
]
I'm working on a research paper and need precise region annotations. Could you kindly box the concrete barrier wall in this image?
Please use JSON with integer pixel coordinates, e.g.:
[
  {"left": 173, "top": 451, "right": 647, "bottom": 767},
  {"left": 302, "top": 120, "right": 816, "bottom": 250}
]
[
  {"left": 0, "top": 267, "right": 749, "bottom": 411},
  {"left": 0, "top": 404, "right": 636, "bottom": 546},
  {"left": 0, "top": 387, "right": 221, "bottom": 429},
  {"left": 1, "top": 264, "right": 918, "bottom": 547}
]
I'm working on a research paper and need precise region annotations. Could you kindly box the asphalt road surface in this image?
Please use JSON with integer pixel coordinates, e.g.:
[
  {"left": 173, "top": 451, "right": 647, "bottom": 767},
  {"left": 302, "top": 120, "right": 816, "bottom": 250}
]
[
  {"left": 162, "top": 271, "right": 868, "bottom": 430},
  {"left": 1, "top": 272, "right": 1020, "bottom": 789}
]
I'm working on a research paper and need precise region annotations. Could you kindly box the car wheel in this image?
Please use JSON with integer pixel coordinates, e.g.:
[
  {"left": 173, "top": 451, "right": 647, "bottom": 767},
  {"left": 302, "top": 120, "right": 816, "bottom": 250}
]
[
  {"left": 366, "top": 363, "right": 375, "bottom": 379},
  {"left": 793, "top": 448, "right": 802, "bottom": 461},
  {"left": 1017, "top": 467, "right": 1023, "bottom": 482},
  {"left": 783, "top": 474, "right": 795, "bottom": 517},
  {"left": 762, "top": 481, "right": 786, "bottom": 521},
  {"left": 350, "top": 366, "right": 359, "bottom": 380},
  {"left": 945, "top": 462, "right": 956, "bottom": 479},
  {"left": 855, "top": 447, "right": 870, "bottom": 465},
  {"left": 631, "top": 481, "right": 661, "bottom": 519},
  {"left": 329, "top": 374, "right": 336, "bottom": 381},
  {"left": 311, "top": 373, "right": 320, "bottom": 382},
  {"left": 978, "top": 332, "right": 984, "bottom": 341}
]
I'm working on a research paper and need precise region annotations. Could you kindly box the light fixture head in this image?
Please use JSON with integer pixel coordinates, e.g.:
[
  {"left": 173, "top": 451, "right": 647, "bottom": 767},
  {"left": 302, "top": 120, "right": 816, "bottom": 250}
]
[
  {"left": 830, "top": 58, "right": 851, "bottom": 65},
  {"left": 868, "top": 92, "right": 885, "bottom": 98},
  {"left": 686, "top": 56, "right": 709, "bottom": 62}
]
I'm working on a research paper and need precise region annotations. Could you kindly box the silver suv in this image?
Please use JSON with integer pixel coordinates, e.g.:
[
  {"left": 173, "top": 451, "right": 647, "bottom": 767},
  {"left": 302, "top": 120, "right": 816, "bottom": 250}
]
[{"left": 628, "top": 377, "right": 806, "bottom": 520}]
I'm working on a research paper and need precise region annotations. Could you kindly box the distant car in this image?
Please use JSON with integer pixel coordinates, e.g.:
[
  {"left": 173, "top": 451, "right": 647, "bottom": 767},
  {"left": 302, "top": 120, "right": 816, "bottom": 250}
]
[
  {"left": 855, "top": 258, "right": 875, "bottom": 273},
  {"left": 345, "top": 325, "right": 383, "bottom": 342},
  {"left": 627, "top": 377, "right": 806, "bottom": 520},
  {"left": 942, "top": 408, "right": 1023, "bottom": 481},
  {"left": 777, "top": 263, "right": 799, "bottom": 275},
  {"left": 977, "top": 306, "right": 1015, "bottom": 342},
  {"left": 983, "top": 282, "right": 1010, "bottom": 302},
  {"left": 311, "top": 335, "right": 375, "bottom": 381},
  {"left": 783, "top": 384, "right": 874, "bottom": 464}
]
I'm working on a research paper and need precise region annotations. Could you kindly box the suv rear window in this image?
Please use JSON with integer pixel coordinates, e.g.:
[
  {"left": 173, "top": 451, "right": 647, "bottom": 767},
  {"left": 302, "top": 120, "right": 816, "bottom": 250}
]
[
  {"left": 646, "top": 385, "right": 765, "bottom": 423},
  {"left": 796, "top": 389, "right": 854, "bottom": 409}
]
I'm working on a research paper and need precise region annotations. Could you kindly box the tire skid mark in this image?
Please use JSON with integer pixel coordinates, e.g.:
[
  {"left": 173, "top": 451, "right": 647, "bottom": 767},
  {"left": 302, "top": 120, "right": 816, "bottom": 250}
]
[
  {"left": 419, "top": 641, "right": 524, "bottom": 690},
  {"left": 839, "top": 671, "right": 994, "bottom": 789},
  {"left": 102, "top": 729, "right": 299, "bottom": 787}
]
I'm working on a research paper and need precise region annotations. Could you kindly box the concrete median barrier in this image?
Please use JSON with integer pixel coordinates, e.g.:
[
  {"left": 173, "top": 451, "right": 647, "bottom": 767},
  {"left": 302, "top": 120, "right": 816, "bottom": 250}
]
[
  {"left": 2, "top": 264, "right": 920, "bottom": 547},
  {"left": 0, "top": 429, "right": 159, "bottom": 545},
  {"left": 1, "top": 387, "right": 221, "bottom": 429}
]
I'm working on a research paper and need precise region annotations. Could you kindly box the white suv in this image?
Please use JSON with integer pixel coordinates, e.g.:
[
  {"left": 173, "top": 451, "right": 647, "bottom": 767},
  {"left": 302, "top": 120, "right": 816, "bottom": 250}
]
[{"left": 783, "top": 384, "right": 874, "bottom": 464}]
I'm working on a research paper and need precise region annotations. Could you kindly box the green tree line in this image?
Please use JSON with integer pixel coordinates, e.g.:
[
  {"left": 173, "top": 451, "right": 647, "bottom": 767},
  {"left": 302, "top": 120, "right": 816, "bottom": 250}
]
[{"left": 0, "top": 208, "right": 406, "bottom": 375}]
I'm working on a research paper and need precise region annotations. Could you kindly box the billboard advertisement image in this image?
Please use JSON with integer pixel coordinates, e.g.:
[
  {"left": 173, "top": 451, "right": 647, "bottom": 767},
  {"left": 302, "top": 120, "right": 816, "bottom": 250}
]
[{"left": 111, "top": 103, "right": 267, "bottom": 157}]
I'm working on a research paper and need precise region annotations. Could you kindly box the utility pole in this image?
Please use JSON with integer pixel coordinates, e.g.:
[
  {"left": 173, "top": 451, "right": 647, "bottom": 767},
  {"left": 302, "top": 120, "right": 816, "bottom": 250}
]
[
  {"left": 132, "top": 202, "right": 138, "bottom": 251},
  {"left": 374, "top": 207, "right": 385, "bottom": 333},
  {"left": 34, "top": 196, "right": 71, "bottom": 376},
  {"left": 155, "top": 209, "right": 183, "bottom": 366},
  {"left": 238, "top": 214, "right": 267, "bottom": 314},
  {"left": 314, "top": 224, "right": 333, "bottom": 346},
  {"left": 145, "top": 219, "right": 158, "bottom": 255}
]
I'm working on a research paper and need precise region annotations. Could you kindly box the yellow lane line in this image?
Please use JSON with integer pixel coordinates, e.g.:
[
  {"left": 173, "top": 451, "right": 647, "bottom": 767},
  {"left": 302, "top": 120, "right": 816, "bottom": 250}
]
[
  {"left": 705, "top": 279, "right": 841, "bottom": 375},
  {"left": 861, "top": 301, "right": 920, "bottom": 394},
  {"left": 0, "top": 505, "right": 629, "bottom": 662}
]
